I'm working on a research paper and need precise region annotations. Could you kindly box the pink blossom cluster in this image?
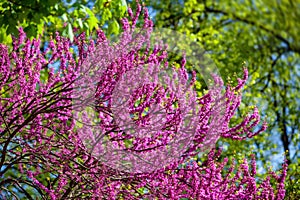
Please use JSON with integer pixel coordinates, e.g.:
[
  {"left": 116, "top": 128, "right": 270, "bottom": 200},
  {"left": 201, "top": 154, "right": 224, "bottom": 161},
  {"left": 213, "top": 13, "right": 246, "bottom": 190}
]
[{"left": 0, "top": 3, "right": 287, "bottom": 200}]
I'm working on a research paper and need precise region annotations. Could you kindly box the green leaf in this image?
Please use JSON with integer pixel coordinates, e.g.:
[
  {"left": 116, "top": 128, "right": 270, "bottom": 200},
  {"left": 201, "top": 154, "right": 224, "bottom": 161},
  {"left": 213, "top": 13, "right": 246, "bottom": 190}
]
[
  {"left": 121, "top": 0, "right": 128, "bottom": 11},
  {"left": 108, "top": 19, "right": 119, "bottom": 35},
  {"left": 67, "top": 23, "right": 74, "bottom": 42},
  {"left": 77, "top": 18, "right": 83, "bottom": 29},
  {"left": 62, "top": 13, "right": 68, "bottom": 22}
]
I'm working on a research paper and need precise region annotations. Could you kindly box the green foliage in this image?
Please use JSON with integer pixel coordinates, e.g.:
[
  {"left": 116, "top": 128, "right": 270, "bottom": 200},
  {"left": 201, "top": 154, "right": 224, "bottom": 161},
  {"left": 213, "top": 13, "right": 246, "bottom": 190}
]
[
  {"left": 285, "top": 160, "right": 300, "bottom": 199},
  {"left": 0, "top": 0, "right": 127, "bottom": 44}
]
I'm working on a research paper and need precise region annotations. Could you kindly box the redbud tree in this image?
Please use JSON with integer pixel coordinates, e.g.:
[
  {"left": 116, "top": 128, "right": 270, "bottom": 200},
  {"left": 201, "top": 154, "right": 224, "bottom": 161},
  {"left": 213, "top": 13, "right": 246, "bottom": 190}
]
[{"left": 0, "top": 3, "right": 287, "bottom": 200}]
